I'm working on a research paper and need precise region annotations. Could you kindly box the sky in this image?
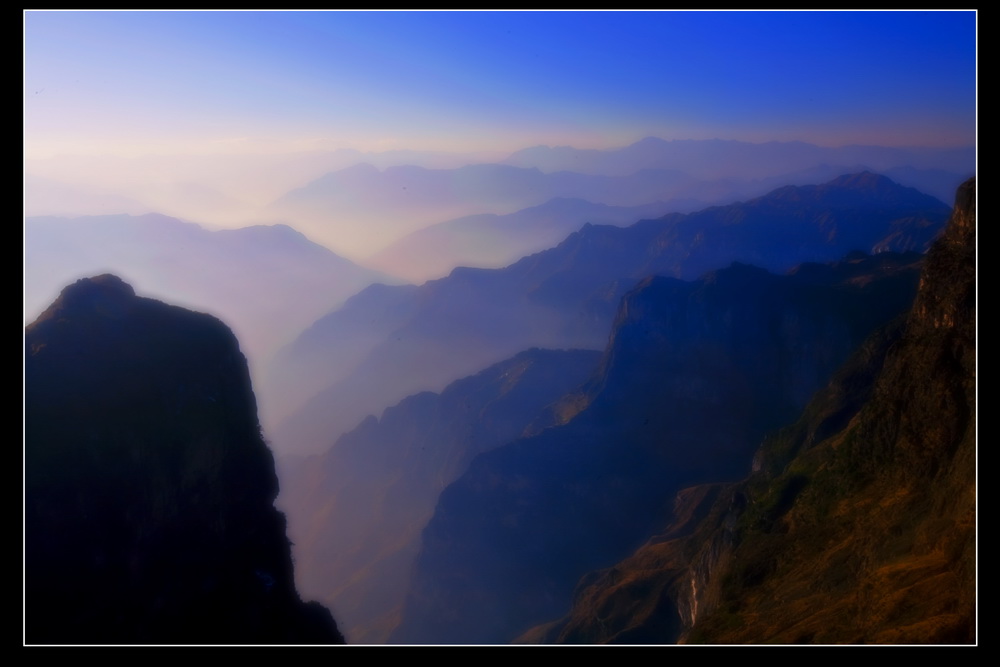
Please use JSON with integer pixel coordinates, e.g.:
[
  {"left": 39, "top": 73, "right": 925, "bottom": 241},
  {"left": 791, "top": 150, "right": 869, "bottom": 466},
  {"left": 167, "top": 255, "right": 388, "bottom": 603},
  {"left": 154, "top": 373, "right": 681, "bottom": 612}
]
[{"left": 24, "top": 10, "right": 977, "bottom": 160}]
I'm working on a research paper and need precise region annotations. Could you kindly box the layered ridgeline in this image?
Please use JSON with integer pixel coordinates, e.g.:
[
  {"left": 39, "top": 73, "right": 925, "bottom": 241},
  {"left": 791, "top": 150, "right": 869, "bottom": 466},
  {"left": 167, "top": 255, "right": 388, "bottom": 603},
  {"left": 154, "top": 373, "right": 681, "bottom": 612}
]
[
  {"left": 24, "top": 213, "right": 395, "bottom": 398},
  {"left": 366, "top": 198, "right": 689, "bottom": 284},
  {"left": 269, "top": 173, "right": 949, "bottom": 457},
  {"left": 24, "top": 275, "right": 344, "bottom": 644},
  {"left": 523, "top": 178, "right": 975, "bottom": 645},
  {"left": 268, "top": 161, "right": 697, "bottom": 258},
  {"left": 26, "top": 138, "right": 971, "bottom": 247},
  {"left": 267, "top": 138, "right": 971, "bottom": 258},
  {"left": 390, "top": 250, "right": 926, "bottom": 644},
  {"left": 501, "top": 137, "right": 971, "bottom": 205},
  {"left": 279, "top": 348, "right": 601, "bottom": 644}
]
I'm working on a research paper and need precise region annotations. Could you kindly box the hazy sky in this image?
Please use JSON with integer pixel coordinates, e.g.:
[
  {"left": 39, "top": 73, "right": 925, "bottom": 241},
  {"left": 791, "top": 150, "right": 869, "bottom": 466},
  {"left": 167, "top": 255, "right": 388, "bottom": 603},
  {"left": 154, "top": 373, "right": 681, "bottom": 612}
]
[{"left": 24, "top": 10, "right": 976, "bottom": 160}]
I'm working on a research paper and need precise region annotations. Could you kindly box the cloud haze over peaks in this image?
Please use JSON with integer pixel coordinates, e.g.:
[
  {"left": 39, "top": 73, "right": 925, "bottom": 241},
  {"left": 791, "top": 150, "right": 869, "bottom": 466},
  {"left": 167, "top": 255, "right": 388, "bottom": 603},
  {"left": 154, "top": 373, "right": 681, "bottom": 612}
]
[
  {"left": 24, "top": 11, "right": 975, "bottom": 263},
  {"left": 24, "top": 10, "right": 975, "bottom": 159}
]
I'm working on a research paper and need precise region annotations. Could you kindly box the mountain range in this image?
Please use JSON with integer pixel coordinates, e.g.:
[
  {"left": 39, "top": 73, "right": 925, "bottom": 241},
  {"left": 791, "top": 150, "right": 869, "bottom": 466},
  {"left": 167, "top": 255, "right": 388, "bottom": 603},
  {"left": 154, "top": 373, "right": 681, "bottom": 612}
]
[
  {"left": 268, "top": 172, "right": 950, "bottom": 457},
  {"left": 523, "top": 177, "right": 975, "bottom": 645},
  {"left": 24, "top": 213, "right": 397, "bottom": 405},
  {"left": 366, "top": 197, "right": 691, "bottom": 283},
  {"left": 23, "top": 136, "right": 975, "bottom": 645},
  {"left": 390, "top": 250, "right": 926, "bottom": 644}
]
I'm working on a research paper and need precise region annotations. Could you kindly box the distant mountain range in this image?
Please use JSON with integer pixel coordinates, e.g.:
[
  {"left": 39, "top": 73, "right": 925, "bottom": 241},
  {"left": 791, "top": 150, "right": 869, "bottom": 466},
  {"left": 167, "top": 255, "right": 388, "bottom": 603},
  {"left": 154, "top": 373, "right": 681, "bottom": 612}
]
[
  {"left": 267, "top": 162, "right": 701, "bottom": 257},
  {"left": 23, "top": 146, "right": 504, "bottom": 226},
  {"left": 24, "top": 213, "right": 398, "bottom": 398},
  {"left": 503, "top": 136, "right": 972, "bottom": 189},
  {"left": 367, "top": 197, "right": 692, "bottom": 283},
  {"left": 268, "top": 172, "right": 951, "bottom": 456},
  {"left": 25, "top": 137, "right": 971, "bottom": 266},
  {"left": 267, "top": 159, "right": 966, "bottom": 260}
]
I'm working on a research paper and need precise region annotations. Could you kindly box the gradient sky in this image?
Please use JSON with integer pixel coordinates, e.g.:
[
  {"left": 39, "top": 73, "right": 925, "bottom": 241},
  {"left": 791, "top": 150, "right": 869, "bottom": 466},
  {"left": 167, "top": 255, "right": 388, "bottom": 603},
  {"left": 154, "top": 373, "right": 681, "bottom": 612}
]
[{"left": 24, "top": 10, "right": 976, "bottom": 159}]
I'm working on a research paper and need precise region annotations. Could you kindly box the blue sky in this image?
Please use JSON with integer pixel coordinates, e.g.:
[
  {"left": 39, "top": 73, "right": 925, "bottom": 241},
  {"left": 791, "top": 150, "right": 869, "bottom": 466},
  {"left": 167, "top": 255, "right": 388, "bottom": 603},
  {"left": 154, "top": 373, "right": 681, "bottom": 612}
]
[{"left": 24, "top": 10, "right": 976, "bottom": 158}]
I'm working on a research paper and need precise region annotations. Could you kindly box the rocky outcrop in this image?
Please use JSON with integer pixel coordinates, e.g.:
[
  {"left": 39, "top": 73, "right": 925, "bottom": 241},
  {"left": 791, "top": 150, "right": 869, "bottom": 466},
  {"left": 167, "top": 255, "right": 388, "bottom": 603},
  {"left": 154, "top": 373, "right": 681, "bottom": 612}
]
[
  {"left": 531, "top": 177, "right": 974, "bottom": 645},
  {"left": 392, "top": 250, "right": 925, "bottom": 644},
  {"left": 24, "top": 275, "right": 344, "bottom": 644},
  {"left": 688, "top": 176, "right": 975, "bottom": 644}
]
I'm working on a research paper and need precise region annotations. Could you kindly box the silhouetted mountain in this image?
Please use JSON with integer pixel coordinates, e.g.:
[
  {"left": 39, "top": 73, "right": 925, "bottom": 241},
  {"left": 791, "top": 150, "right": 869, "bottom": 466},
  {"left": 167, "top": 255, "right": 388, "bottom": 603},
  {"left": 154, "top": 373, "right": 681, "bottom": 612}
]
[
  {"left": 390, "top": 250, "right": 925, "bottom": 644},
  {"left": 268, "top": 162, "right": 698, "bottom": 257},
  {"left": 279, "top": 348, "right": 601, "bottom": 644},
  {"left": 276, "top": 152, "right": 960, "bottom": 263},
  {"left": 24, "top": 275, "right": 344, "bottom": 644},
  {"left": 268, "top": 149, "right": 966, "bottom": 261},
  {"left": 26, "top": 140, "right": 970, "bottom": 250},
  {"left": 24, "top": 146, "right": 499, "bottom": 228},
  {"left": 24, "top": 213, "right": 398, "bottom": 421},
  {"left": 502, "top": 137, "right": 972, "bottom": 194},
  {"left": 367, "top": 198, "right": 692, "bottom": 283},
  {"left": 269, "top": 173, "right": 949, "bottom": 457},
  {"left": 525, "top": 178, "right": 975, "bottom": 645}
]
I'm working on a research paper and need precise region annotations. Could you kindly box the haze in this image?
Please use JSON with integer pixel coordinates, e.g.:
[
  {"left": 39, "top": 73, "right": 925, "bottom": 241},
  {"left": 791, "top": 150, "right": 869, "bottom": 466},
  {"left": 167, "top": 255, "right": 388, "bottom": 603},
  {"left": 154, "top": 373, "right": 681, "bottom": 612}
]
[
  {"left": 25, "top": 10, "right": 975, "bottom": 261},
  {"left": 23, "top": 10, "right": 977, "bottom": 645}
]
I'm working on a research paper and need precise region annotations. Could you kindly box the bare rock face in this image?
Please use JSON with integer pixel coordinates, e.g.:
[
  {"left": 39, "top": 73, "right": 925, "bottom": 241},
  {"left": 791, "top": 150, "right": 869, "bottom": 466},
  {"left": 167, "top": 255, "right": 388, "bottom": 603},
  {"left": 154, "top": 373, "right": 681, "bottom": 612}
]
[
  {"left": 685, "top": 178, "right": 975, "bottom": 644},
  {"left": 392, "top": 249, "right": 925, "bottom": 645},
  {"left": 531, "top": 177, "right": 975, "bottom": 645},
  {"left": 24, "top": 275, "right": 344, "bottom": 644}
]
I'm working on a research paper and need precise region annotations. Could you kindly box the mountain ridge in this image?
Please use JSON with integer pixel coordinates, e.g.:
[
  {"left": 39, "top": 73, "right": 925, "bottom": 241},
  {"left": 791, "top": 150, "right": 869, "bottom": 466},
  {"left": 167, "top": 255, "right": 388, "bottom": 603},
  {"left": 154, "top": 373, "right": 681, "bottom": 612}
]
[
  {"left": 390, "top": 249, "right": 926, "bottom": 644},
  {"left": 269, "top": 172, "right": 949, "bottom": 457},
  {"left": 522, "top": 177, "right": 975, "bottom": 645}
]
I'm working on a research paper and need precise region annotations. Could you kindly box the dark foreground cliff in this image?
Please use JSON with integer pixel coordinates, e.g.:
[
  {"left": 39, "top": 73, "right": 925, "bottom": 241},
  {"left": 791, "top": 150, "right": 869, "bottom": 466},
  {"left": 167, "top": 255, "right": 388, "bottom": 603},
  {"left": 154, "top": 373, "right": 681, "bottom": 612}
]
[
  {"left": 24, "top": 275, "right": 344, "bottom": 644},
  {"left": 528, "top": 177, "right": 975, "bottom": 645}
]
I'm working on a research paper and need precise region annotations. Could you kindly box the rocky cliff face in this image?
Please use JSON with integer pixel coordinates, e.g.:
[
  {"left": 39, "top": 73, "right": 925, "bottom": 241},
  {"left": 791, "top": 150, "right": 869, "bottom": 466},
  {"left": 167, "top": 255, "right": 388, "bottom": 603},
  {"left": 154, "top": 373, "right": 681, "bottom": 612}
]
[
  {"left": 24, "top": 275, "right": 344, "bottom": 644},
  {"left": 685, "top": 179, "right": 975, "bottom": 644},
  {"left": 392, "top": 250, "right": 925, "bottom": 644},
  {"left": 531, "top": 177, "right": 975, "bottom": 645}
]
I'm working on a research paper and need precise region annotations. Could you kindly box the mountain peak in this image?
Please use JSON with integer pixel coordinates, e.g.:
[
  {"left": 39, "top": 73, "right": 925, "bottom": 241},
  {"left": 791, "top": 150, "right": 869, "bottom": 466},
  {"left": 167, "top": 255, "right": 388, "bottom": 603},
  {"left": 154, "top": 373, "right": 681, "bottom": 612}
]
[
  {"left": 25, "top": 277, "right": 344, "bottom": 644},
  {"left": 31, "top": 273, "right": 137, "bottom": 327},
  {"left": 630, "top": 136, "right": 668, "bottom": 148},
  {"left": 829, "top": 171, "right": 894, "bottom": 188},
  {"left": 62, "top": 273, "right": 135, "bottom": 300}
]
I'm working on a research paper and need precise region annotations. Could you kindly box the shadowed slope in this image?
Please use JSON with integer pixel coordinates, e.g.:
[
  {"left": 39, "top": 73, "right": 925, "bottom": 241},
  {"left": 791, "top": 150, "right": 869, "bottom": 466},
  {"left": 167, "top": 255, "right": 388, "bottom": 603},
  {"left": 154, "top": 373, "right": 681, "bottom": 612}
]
[
  {"left": 686, "top": 176, "right": 976, "bottom": 644},
  {"left": 529, "top": 178, "right": 975, "bottom": 645},
  {"left": 280, "top": 348, "right": 601, "bottom": 644},
  {"left": 24, "top": 275, "right": 344, "bottom": 644},
  {"left": 272, "top": 173, "right": 949, "bottom": 457},
  {"left": 391, "top": 250, "right": 925, "bottom": 644}
]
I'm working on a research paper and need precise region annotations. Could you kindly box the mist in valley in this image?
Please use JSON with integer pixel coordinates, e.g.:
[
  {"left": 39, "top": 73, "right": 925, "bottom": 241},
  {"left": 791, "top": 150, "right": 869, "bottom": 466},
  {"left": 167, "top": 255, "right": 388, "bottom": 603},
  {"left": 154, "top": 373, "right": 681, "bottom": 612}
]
[{"left": 24, "top": 10, "right": 976, "bottom": 645}]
